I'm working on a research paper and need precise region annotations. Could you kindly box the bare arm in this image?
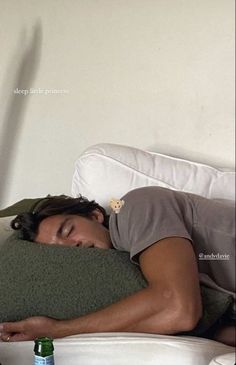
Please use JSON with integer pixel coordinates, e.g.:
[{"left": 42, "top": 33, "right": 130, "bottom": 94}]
[{"left": 0, "top": 238, "right": 202, "bottom": 341}]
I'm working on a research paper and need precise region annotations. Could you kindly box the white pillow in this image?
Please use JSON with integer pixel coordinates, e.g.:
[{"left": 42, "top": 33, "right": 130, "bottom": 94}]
[{"left": 71, "top": 143, "right": 235, "bottom": 209}]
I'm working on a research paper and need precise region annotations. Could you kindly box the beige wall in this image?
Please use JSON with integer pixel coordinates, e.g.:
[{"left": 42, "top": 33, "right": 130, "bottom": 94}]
[{"left": 0, "top": 0, "right": 234, "bottom": 207}]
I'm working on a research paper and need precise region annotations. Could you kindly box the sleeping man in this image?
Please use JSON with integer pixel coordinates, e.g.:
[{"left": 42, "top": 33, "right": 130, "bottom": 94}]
[{"left": 0, "top": 186, "right": 235, "bottom": 346}]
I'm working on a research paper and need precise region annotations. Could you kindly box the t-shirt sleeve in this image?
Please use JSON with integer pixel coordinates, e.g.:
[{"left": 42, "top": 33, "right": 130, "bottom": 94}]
[{"left": 110, "top": 187, "right": 193, "bottom": 264}]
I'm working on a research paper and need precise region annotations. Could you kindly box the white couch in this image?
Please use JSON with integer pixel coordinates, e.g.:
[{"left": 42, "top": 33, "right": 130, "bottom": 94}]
[{"left": 0, "top": 143, "right": 235, "bottom": 365}]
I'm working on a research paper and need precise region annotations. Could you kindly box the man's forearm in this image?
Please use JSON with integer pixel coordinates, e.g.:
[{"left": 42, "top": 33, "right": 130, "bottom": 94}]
[
  {"left": 57, "top": 286, "right": 187, "bottom": 338},
  {"left": 55, "top": 237, "right": 203, "bottom": 339}
]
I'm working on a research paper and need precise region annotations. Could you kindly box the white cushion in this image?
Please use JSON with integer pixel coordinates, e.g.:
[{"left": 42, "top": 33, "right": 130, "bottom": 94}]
[
  {"left": 208, "top": 352, "right": 236, "bottom": 365},
  {"left": 71, "top": 143, "right": 235, "bottom": 207},
  {"left": 0, "top": 333, "right": 233, "bottom": 365}
]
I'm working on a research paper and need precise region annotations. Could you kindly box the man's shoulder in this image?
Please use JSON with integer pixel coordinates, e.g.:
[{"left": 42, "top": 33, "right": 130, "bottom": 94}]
[{"left": 122, "top": 186, "right": 179, "bottom": 203}]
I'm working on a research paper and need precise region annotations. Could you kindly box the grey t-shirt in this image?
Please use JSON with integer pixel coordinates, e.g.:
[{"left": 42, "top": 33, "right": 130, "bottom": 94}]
[{"left": 109, "top": 186, "right": 235, "bottom": 300}]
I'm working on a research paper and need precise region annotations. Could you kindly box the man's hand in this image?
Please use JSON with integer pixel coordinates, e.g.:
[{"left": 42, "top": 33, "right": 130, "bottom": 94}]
[{"left": 0, "top": 316, "right": 59, "bottom": 341}]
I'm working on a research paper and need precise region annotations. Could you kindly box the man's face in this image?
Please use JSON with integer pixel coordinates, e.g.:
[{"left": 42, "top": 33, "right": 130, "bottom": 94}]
[{"left": 35, "top": 210, "right": 112, "bottom": 249}]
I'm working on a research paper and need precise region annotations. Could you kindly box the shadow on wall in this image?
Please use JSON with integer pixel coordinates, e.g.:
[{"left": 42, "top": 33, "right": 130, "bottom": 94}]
[{"left": 0, "top": 21, "right": 42, "bottom": 207}]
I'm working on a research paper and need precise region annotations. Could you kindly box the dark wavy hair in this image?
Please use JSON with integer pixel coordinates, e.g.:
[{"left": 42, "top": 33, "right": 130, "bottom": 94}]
[{"left": 11, "top": 195, "right": 109, "bottom": 242}]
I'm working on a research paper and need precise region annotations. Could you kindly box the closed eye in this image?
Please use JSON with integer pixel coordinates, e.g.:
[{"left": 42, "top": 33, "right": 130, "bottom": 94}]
[
  {"left": 62, "top": 224, "right": 74, "bottom": 238},
  {"left": 57, "top": 218, "right": 74, "bottom": 239},
  {"left": 67, "top": 226, "right": 74, "bottom": 237}
]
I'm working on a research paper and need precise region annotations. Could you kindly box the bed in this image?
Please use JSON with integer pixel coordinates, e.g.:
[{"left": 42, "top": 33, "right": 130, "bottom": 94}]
[{"left": 0, "top": 143, "right": 235, "bottom": 365}]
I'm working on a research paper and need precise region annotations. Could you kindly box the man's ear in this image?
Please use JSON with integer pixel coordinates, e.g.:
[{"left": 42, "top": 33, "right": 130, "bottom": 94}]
[{"left": 90, "top": 209, "right": 104, "bottom": 224}]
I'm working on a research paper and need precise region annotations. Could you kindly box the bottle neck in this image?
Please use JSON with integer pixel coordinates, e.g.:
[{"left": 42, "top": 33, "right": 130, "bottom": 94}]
[{"left": 34, "top": 337, "right": 54, "bottom": 357}]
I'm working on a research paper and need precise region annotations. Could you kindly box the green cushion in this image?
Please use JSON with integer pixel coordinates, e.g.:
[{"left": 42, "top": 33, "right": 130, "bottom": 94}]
[
  {"left": 0, "top": 233, "right": 232, "bottom": 336},
  {"left": 0, "top": 196, "right": 56, "bottom": 217},
  {"left": 0, "top": 234, "right": 147, "bottom": 320}
]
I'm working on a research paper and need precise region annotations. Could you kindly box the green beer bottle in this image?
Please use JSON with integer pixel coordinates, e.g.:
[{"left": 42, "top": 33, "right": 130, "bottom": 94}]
[{"left": 34, "top": 337, "right": 55, "bottom": 365}]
